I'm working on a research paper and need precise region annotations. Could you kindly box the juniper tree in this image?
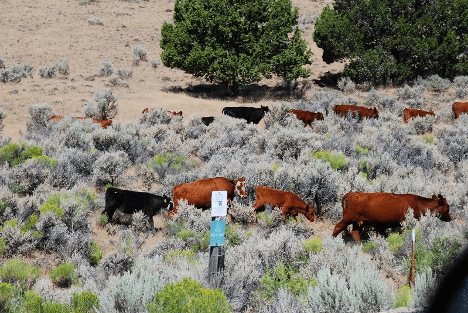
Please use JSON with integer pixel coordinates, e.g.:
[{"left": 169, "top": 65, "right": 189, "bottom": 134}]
[
  {"left": 313, "top": 0, "right": 468, "bottom": 85},
  {"left": 160, "top": 0, "right": 312, "bottom": 89}
]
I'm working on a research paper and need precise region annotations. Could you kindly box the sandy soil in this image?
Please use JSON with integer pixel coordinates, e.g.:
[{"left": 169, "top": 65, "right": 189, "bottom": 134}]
[{"left": 0, "top": 0, "right": 343, "bottom": 141}]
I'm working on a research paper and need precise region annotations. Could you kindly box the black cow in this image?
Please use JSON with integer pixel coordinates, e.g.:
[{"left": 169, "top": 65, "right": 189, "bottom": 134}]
[
  {"left": 201, "top": 116, "right": 215, "bottom": 126},
  {"left": 103, "top": 188, "right": 173, "bottom": 228},
  {"left": 222, "top": 106, "right": 270, "bottom": 124}
]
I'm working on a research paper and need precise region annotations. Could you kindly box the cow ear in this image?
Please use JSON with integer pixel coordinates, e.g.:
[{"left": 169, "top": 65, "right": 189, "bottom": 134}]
[{"left": 432, "top": 194, "right": 438, "bottom": 201}]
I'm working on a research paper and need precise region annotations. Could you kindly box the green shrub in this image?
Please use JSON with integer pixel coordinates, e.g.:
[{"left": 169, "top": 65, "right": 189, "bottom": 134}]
[
  {"left": 312, "top": 151, "right": 348, "bottom": 170},
  {"left": 147, "top": 278, "right": 231, "bottom": 313},
  {"left": 0, "top": 142, "right": 44, "bottom": 167},
  {"left": 303, "top": 237, "right": 323, "bottom": 254},
  {"left": 98, "top": 213, "right": 108, "bottom": 227},
  {"left": 423, "top": 135, "right": 434, "bottom": 144},
  {"left": 19, "top": 291, "right": 69, "bottom": 313},
  {"left": 0, "top": 238, "right": 5, "bottom": 257},
  {"left": 20, "top": 214, "right": 39, "bottom": 234},
  {"left": 0, "top": 283, "right": 14, "bottom": 312},
  {"left": 225, "top": 223, "right": 242, "bottom": 246},
  {"left": 393, "top": 285, "right": 412, "bottom": 308},
  {"left": 362, "top": 241, "right": 377, "bottom": 254},
  {"left": 256, "top": 263, "right": 315, "bottom": 301},
  {"left": 149, "top": 153, "right": 188, "bottom": 171},
  {"left": 0, "top": 199, "right": 7, "bottom": 213},
  {"left": 164, "top": 250, "right": 199, "bottom": 264},
  {"left": 33, "top": 155, "right": 57, "bottom": 168},
  {"left": 355, "top": 145, "right": 369, "bottom": 156},
  {"left": 49, "top": 263, "right": 78, "bottom": 288},
  {"left": 387, "top": 232, "right": 406, "bottom": 254},
  {"left": 39, "top": 193, "right": 64, "bottom": 217},
  {"left": 257, "top": 211, "right": 273, "bottom": 227},
  {"left": 0, "top": 258, "right": 41, "bottom": 288},
  {"left": 89, "top": 242, "right": 103, "bottom": 266},
  {"left": 71, "top": 290, "right": 100, "bottom": 313}
]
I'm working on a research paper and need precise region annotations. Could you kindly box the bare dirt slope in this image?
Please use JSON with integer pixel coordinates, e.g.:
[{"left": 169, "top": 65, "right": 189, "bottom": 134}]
[{"left": 0, "top": 0, "right": 341, "bottom": 141}]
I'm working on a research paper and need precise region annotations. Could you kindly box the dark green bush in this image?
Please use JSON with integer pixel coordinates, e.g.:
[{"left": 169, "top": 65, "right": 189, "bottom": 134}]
[
  {"left": 49, "top": 263, "right": 78, "bottom": 288},
  {"left": 89, "top": 242, "right": 103, "bottom": 266},
  {"left": 147, "top": 278, "right": 231, "bottom": 313},
  {"left": 71, "top": 290, "right": 100, "bottom": 313},
  {"left": 160, "top": 0, "right": 311, "bottom": 88},
  {"left": 313, "top": 0, "right": 468, "bottom": 84}
]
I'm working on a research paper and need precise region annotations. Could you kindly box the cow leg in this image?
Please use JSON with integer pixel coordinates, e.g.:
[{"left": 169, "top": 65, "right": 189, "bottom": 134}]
[
  {"left": 168, "top": 207, "right": 177, "bottom": 219},
  {"left": 147, "top": 214, "right": 155, "bottom": 229},
  {"left": 350, "top": 222, "right": 362, "bottom": 242},
  {"left": 332, "top": 219, "right": 349, "bottom": 237},
  {"left": 253, "top": 201, "right": 265, "bottom": 213},
  {"left": 101, "top": 208, "right": 115, "bottom": 222}
]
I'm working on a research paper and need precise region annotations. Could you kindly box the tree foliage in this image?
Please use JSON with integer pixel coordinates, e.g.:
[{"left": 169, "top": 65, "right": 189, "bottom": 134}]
[
  {"left": 160, "top": 0, "right": 312, "bottom": 87},
  {"left": 313, "top": 0, "right": 468, "bottom": 85}
]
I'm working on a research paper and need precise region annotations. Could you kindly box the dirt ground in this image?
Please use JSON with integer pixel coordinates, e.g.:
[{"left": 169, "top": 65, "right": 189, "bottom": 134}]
[{"left": 0, "top": 0, "right": 345, "bottom": 141}]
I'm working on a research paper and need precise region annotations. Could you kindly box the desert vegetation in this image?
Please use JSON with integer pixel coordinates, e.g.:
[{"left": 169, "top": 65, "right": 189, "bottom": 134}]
[{"left": 1, "top": 0, "right": 468, "bottom": 312}]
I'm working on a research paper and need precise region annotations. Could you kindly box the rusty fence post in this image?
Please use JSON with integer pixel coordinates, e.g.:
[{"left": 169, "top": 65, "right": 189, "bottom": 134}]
[{"left": 410, "top": 229, "right": 415, "bottom": 288}]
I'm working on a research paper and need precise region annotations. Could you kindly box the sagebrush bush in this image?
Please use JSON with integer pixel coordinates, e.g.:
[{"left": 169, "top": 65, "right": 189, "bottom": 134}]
[
  {"left": 87, "top": 17, "right": 103, "bottom": 25},
  {"left": 132, "top": 45, "right": 147, "bottom": 65},
  {"left": 1, "top": 63, "right": 34, "bottom": 83}
]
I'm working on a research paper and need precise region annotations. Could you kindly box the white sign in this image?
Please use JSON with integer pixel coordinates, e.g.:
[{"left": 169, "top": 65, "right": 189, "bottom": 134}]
[
  {"left": 412, "top": 229, "right": 415, "bottom": 242},
  {"left": 211, "top": 191, "right": 228, "bottom": 217}
]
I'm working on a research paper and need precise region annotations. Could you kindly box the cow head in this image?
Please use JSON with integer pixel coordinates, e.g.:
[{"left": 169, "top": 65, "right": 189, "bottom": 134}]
[
  {"left": 162, "top": 194, "right": 174, "bottom": 211},
  {"left": 234, "top": 177, "right": 247, "bottom": 199},
  {"left": 261, "top": 106, "right": 270, "bottom": 114},
  {"left": 434, "top": 194, "right": 451, "bottom": 221},
  {"left": 372, "top": 107, "right": 379, "bottom": 118},
  {"left": 304, "top": 205, "right": 316, "bottom": 222}
]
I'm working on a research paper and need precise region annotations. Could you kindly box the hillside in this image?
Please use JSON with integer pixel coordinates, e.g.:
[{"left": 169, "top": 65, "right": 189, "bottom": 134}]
[{"left": 1, "top": 0, "right": 468, "bottom": 312}]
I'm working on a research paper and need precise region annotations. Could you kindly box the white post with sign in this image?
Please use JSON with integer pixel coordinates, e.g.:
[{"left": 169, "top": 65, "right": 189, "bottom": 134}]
[{"left": 208, "top": 191, "right": 227, "bottom": 289}]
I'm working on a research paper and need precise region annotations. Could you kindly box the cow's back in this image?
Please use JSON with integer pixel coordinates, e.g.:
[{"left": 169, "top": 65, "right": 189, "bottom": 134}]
[{"left": 173, "top": 177, "right": 235, "bottom": 207}]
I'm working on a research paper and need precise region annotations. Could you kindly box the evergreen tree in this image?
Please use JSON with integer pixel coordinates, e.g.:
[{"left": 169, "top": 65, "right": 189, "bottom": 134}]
[
  {"left": 160, "top": 0, "right": 312, "bottom": 88},
  {"left": 313, "top": 0, "right": 468, "bottom": 85}
]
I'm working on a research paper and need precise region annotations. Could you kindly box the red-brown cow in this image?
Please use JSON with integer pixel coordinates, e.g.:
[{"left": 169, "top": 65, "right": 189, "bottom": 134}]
[
  {"left": 332, "top": 192, "right": 451, "bottom": 242},
  {"left": 290, "top": 109, "right": 324, "bottom": 128},
  {"left": 403, "top": 108, "right": 435, "bottom": 123},
  {"left": 51, "top": 115, "right": 112, "bottom": 129},
  {"left": 76, "top": 117, "right": 113, "bottom": 129},
  {"left": 170, "top": 111, "right": 183, "bottom": 116},
  {"left": 334, "top": 105, "right": 379, "bottom": 119},
  {"left": 142, "top": 108, "right": 149, "bottom": 114},
  {"left": 253, "top": 186, "right": 316, "bottom": 222},
  {"left": 170, "top": 177, "right": 247, "bottom": 218},
  {"left": 453, "top": 102, "right": 468, "bottom": 119}
]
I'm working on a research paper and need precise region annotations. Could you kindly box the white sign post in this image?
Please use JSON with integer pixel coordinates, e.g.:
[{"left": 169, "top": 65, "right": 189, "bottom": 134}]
[
  {"left": 209, "top": 191, "right": 228, "bottom": 288},
  {"left": 211, "top": 191, "right": 228, "bottom": 217}
]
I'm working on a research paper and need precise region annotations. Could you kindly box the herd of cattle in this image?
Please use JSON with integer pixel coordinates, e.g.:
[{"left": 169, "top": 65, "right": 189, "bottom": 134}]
[
  {"left": 103, "top": 176, "right": 452, "bottom": 242},
  {"left": 49, "top": 102, "right": 467, "bottom": 241}
]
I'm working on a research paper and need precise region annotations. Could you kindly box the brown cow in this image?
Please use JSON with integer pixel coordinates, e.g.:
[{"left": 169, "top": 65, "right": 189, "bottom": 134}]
[
  {"left": 170, "top": 111, "right": 183, "bottom": 116},
  {"left": 290, "top": 109, "right": 324, "bottom": 128},
  {"left": 170, "top": 177, "right": 247, "bottom": 218},
  {"left": 51, "top": 115, "right": 112, "bottom": 129},
  {"left": 403, "top": 108, "right": 435, "bottom": 123},
  {"left": 334, "top": 105, "right": 379, "bottom": 119},
  {"left": 253, "top": 186, "right": 316, "bottom": 222},
  {"left": 142, "top": 108, "right": 149, "bottom": 114},
  {"left": 332, "top": 192, "right": 451, "bottom": 242},
  {"left": 75, "top": 117, "right": 113, "bottom": 129},
  {"left": 453, "top": 102, "right": 468, "bottom": 119}
]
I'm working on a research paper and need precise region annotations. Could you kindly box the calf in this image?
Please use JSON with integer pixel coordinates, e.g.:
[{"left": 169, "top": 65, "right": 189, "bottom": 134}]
[
  {"left": 334, "top": 105, "right": 379, "bottom": 119},
  {"left": 170, "top": 177, "right": 247, "bottom": 218},
  {"left": 142, "top": 108, "right": 149, "bottom": 114},
  {"left": 222, "top": 106, "right": 270, "bottom": 124},
  {"left": 253, "top": 186, "right": 316, "bottom": 222},
  {"left": 103, "top": 188, "right": 173, "bottom": 228},
  {"left": 332, "top": 192, "right": 451, "bottom": 242},
  {"left": 453, "top": 102, "right": 468, "bottom": 119},
  {"left": 170, "top": 111, "right": 183, "bottom": 116},
  {"left": 290, "top": 109, "right": 324, "bottom": 127},
  {"left": 403, "top": 108, "right": 435, "bottom": 123}
]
